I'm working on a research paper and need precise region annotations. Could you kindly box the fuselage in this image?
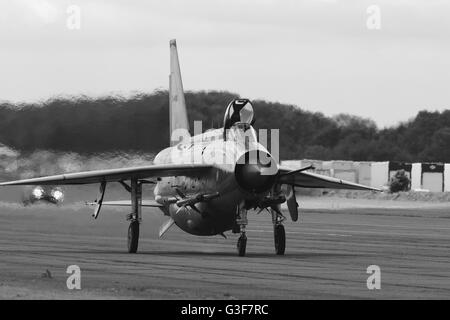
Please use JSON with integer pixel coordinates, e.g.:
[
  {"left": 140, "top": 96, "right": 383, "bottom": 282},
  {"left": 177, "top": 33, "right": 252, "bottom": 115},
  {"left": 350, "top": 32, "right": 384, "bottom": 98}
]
[{"left": 153, "top": 124, "right": 278, "bottom": 236}]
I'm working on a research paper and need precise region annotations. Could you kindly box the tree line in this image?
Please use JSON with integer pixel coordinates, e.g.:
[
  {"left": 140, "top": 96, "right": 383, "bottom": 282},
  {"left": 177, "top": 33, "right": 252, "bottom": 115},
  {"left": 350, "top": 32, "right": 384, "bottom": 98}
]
[{"left": 0, "top": 90, "right": 449, "bottom": 162}]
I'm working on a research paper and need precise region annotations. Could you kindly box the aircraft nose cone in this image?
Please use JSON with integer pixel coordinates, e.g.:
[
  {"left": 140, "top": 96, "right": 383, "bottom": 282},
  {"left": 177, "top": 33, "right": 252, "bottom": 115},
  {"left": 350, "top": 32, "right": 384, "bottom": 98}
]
[
  {"left": 235, "top": 151, "right": 278, "bottom": 193},
  {"left": 239, "top": 164, "right": 273, "bottom": 190}
]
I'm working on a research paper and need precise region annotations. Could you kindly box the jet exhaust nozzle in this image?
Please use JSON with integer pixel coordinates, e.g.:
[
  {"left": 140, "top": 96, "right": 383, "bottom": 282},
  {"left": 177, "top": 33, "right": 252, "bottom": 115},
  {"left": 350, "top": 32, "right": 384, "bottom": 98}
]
[{"left": 235, "top": 150, "right": 278, "bottom": 193}]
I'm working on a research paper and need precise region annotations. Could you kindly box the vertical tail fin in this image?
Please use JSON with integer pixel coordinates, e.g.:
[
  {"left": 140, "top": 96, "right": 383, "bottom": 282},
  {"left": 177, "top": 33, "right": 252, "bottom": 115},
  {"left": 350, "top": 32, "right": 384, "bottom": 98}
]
[{"left": 169, "top": 39, "right": 190, "bottom": 146}]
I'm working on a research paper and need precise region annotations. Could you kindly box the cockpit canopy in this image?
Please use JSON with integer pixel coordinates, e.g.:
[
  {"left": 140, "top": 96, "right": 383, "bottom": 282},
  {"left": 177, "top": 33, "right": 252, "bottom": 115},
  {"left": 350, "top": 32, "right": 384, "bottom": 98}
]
[{"left": 223, "top": 99, "right": 254, "bottom": 130}]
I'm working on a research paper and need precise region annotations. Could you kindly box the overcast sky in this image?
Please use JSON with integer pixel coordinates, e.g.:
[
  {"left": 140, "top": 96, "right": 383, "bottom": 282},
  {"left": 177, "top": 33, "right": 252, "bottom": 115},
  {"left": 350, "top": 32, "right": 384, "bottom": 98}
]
[{"left": 0, "top": 0, "right": 449, "bottom": 127}]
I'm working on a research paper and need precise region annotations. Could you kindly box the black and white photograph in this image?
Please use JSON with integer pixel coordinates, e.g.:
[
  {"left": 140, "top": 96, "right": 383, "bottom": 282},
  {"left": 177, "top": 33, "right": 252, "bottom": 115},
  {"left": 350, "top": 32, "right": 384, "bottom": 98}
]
[{"left": 0, "top": 0, "right": 449, "bottom": 304}]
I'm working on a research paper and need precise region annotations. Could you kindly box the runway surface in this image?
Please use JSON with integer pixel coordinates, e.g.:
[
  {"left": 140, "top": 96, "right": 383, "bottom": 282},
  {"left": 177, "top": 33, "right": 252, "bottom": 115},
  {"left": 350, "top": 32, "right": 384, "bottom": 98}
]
[{"left": 0, "top": 196, "right": 449, "bottom": 299}]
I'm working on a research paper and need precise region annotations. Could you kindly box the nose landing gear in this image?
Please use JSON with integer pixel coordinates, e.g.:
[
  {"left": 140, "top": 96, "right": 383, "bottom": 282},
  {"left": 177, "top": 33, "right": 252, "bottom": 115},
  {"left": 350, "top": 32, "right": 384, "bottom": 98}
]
[
  {"left": 235, "top": 204, "right": 248, "bottom": 256},
  {"left": 237, "top": 233, "right": 247, "bottom": 257},
  {"left": 272, "top": 208, "right": 286, "bottom": 255},
  {"left": 274, "top": 224, "right": 286, "bottom": 255}
]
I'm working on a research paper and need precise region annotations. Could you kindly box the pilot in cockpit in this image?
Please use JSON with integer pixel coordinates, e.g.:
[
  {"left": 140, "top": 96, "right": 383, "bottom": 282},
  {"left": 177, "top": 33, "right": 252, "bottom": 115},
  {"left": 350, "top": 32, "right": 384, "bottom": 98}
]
[
  {"left": 224, "top": 99, "right": 254, "bottom": 129},
  {"left": 223, "top": 99, "right": 257, "bottom": 142}
]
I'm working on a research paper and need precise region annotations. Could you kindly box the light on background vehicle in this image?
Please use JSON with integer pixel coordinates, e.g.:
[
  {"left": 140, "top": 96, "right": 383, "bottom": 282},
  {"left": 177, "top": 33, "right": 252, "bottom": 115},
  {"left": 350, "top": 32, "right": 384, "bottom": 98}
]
[
  {"left": 32, "top": 186, "right": 44, "bottom": 199},
  {"left": 51, "top": 188, "right": 64, "bottom": 201}
]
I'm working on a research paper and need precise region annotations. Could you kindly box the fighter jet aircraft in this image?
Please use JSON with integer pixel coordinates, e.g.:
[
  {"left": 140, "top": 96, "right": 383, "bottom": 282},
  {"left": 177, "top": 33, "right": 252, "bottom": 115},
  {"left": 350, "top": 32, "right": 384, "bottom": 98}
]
[{"left": 0, "top": 40, "right": 379, "bottom": 256}]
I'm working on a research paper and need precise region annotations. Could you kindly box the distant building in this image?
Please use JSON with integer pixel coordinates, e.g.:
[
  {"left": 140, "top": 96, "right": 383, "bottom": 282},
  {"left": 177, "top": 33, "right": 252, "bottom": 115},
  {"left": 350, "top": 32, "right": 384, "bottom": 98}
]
[
  {"left": 366, "top": 161, "right": 412, "bottom": 189},
  {"left": 357, "top": 162, "right": 372, "bottom": 186},
  {"left": 327, "top": 160, "right": 357, "bottom": 183},
  {"left": 370, "top": 161, "right": 389, "bottom": 188},
  {"left": 412, "top": 163, "right": 445, "bottom": 192}
]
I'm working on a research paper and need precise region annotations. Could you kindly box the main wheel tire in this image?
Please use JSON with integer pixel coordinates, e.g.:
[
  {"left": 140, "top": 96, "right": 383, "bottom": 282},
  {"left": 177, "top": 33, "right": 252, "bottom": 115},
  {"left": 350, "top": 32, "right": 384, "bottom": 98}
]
[
  {"left": 274, "top": 224, "right": 286, "bottom": 255},
  {"left": 127, "top": 220, "right": 140, "bottom": 253},
  {"left": 237, "top": 234, "right": 247, "bottom": 257}
]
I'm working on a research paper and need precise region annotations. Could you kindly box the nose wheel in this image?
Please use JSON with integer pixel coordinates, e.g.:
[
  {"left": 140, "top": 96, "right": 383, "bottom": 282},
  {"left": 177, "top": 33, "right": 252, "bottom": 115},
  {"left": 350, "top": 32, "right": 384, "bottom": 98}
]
[
  {"left": 271, "top": 207, "right": 286, "bottom": 255},
  {"left": 237, "top": 234, "right": 247, "bottom": 256},
  {"left": 235, "top": 204, "right": 248, "bottom": 256}
]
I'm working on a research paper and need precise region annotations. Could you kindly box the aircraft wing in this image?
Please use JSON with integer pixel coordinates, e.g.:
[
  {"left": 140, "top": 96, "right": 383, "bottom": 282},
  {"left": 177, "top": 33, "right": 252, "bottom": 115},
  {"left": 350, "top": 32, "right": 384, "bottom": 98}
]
[
  {"left": 0, "top": 164, "right": 213, "bottom": 186},
  {"left": 278, "top": 166, "right": 380, "bottom": 191}
]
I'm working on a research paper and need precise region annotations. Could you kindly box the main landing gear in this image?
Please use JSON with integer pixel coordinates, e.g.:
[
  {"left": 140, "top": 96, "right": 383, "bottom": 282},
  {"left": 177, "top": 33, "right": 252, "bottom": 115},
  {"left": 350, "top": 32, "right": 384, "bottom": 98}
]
[
  {"left": 233, "top": 201, "right": 287, "bottom": 256},
  {"left": 126, "top": 179, "right": 142, "bottom": 253},
  {"left": 128, "top": 220, "right": 140, "bottom": 253}
]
